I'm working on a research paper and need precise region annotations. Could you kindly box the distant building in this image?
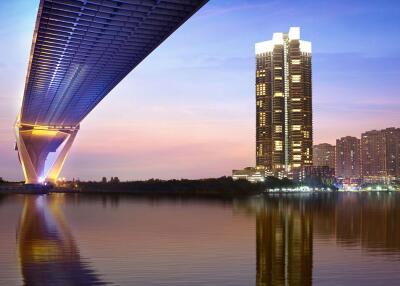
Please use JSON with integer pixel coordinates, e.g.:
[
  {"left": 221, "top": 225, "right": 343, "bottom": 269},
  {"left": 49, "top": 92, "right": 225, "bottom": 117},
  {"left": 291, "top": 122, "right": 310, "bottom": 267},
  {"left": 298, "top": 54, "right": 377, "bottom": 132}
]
[
  {"left": 385, "top": 128, "right": 400, "bottom": 179},
  {"left": 255, "top": 27, "right": 312, "bottom": 177},
  {"left": 361, "top": 128, "right": 400, "bottom": 182},
  {"left": 335, "top": 136, "right": 361, "bottom": 179},
  {"left": 313, "top": 143, "right": 335, "bottom": 169}
]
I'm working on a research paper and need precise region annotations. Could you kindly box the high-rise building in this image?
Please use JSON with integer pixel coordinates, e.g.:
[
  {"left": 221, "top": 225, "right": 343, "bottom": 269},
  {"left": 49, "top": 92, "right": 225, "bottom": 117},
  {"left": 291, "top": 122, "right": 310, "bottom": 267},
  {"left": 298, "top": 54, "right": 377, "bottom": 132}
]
[
  {"left": 255, "top": 27, "right": 312, "bottom": 177},
  {"left": 313, "top": 143, "right": 335, "bottom": 169},
  {"left": 361, "top": 130, "right": 386, "bottom": 180},
  {"left": 361, "top": 128, "right": 400, "bottom": 182},
  {"left": 384, "top": 128, "right": 400, "bottom": 179},
  {"left": 335, "top": 136, "right": 361, "bottom": 179}
]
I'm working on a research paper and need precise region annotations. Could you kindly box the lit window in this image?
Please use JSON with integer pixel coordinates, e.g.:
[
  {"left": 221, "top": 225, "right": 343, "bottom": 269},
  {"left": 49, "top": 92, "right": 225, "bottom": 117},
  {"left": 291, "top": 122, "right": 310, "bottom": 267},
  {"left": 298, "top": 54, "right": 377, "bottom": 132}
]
[
  {"left": 292, "top": 125, "right": 301, "bottom": 131},
  {"left": 275, "top": 140, "right": 283, "bottom": 151},
  {"left": 274, "top": 92, "right": 283, "bottom": 97},
  {"left": 293, "top": 148, "right": 302, "bottom": 152},
  {"left": 303, "top": 131, "right": 310, "bottom": 138},
  {"left": 275, "top": 76, "right": 282, "bottom": 80},
  {"left": 293, "top": 141, "right": 302, "bottom": 147},
  {"left": 259, "top": 112, "right": 266, "bottom": 127},
  {"left": 256, "top": 70, "right": 266, "bottom": 78},
  {"left": 274, "top": 66, "right": 282, "bottom": 70},
  {"left": 292, "top": 109, "right": 302, "bottom": 112},
  {"left": 275, "top": 125, "right": 282, "bottom": 133},
  {"left": 291, "top": 98, "right": 301, "bottom": 101},
  {"left": 293, "top": 154, "right": 302, "bottom": 161},
  {"left": 257, "top": 144, "right": 263, "bottom": 156},
  {"left": 293, "top": 163, "right": 301, "bottom": 168},
  {"left": 292, "top": 75, "right": 301, "bottom": 83},
  {"left": 291, "top": 59, "right": 301, "bottom": 65},
  {"left": 275, "top": 110, "right": 282, "bottom": 113}
]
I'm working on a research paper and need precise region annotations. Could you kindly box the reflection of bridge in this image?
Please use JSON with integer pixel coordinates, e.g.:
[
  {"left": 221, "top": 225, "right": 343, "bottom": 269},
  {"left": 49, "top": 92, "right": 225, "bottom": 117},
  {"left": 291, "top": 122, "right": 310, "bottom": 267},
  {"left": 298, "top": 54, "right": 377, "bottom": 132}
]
[
  {"left": 18, "top": 195, "right": 108, "bottom": 285},
  {"left": 15, "top": 0, "right": 208, "bottom": 184}
]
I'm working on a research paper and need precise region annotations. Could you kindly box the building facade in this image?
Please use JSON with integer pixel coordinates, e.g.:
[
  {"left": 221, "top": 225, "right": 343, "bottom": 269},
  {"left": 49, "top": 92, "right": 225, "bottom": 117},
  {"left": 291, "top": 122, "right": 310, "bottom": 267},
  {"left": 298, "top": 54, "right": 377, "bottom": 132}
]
[
  {"left": 384, "top": 128, "right": 400, "bottom": 179},
  {"left": 313, "top": 143, "right": 335, "bottom": 169},
  {"left": 361, "top": 128, "right": 400, "bottom": 182},
  {"left": 255, "top": 27, "right": 312, "bottom": 177},
  {"left": 335, "top": 136, "right": 361, "bottom": 179}
]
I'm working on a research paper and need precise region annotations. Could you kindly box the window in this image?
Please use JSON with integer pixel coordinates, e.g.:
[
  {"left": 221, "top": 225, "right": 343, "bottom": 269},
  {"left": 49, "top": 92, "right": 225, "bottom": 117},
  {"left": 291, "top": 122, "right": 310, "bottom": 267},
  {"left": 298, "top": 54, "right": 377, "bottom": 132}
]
[
  {"left": 274, "top": 66, "right": 282, "bottom": 70},
  {"left": 293, "top": 154, "right": 302, "bottom": 161},
  {"left": 275, "top": 76, "right": 282, "bottom": 80},
  {"left": 291, "top": 59, "right": 301, "bottom": 65},
  {"left": 256, "top": 83, "right": 266, "bottom": 97},
  {"left": 275, "top": 125, "right": 282, "bottom": 133},
  {"left": 293, "top": 141, "right": 302, "bottom": 147},
  {"left": 292, "top": 125, "right": 301, "bottom": 131},
  {"left": 256, "top": 70, "right": 265, "bottom": 78},
  {"left": 274, "top": 92, "right": 283, "bottom": 97},
  {"left": 275, "top": 140, "right": 283, "bottom": 151},
  {"left": 303, "top": 131, "right": 310, "bottom": 138},
  {"left": 292, "top": 75, "right": 301, "bottom": 83},
  {"left": 291, "top": 98, "right": 301, "bottom": 101},
  {"left": 259, "top": 112, "right": 266, "bottom": 127},
  {"left": 292, "top": 109, "right": 302, "bottom": 112},
  {"left": 257, "top": 144, "right": 263, "bottom": 157}
]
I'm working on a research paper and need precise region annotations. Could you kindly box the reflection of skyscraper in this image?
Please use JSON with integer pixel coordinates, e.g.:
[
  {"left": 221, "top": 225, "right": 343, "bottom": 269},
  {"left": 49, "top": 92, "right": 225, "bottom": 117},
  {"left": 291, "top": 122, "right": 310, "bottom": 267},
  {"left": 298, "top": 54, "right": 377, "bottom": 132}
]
[
  {"left": 256, "top": 199, "right": 312, "bottom": 286},
  {"left": 255, "top": 27, "right": 313, "bottom": 176},
  {"left": 17, "top": 196, "right": 108, "bottom": 286}
]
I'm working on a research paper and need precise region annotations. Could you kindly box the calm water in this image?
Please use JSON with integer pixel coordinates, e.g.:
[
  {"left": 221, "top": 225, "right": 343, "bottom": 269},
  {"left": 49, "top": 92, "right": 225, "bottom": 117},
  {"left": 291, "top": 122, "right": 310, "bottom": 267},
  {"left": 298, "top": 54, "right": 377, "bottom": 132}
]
[{"left": 0, "top": 192, "right": 399, "bottom": 286}]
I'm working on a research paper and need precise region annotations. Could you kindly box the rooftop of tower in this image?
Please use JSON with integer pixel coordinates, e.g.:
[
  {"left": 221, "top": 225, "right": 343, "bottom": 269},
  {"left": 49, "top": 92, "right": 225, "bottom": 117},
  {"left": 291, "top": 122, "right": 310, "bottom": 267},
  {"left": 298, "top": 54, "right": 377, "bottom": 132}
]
[{"left": 255, "top": 27, "right": 312, "bottom": 55}]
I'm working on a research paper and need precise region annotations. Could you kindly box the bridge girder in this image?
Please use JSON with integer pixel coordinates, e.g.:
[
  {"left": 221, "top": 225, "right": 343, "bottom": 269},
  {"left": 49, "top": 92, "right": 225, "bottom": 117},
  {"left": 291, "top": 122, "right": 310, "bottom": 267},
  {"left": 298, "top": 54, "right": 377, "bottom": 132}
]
[{"left": 17, "top": 0, "right": 208, "bottom": 184}]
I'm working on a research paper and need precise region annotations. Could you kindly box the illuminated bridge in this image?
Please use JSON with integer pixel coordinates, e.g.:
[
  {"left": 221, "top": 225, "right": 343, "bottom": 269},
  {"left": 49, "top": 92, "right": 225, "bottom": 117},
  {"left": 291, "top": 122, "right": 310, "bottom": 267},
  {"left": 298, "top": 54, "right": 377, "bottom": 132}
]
[{"left": 15, "top": 0, "right": 208, "bottom": 184}]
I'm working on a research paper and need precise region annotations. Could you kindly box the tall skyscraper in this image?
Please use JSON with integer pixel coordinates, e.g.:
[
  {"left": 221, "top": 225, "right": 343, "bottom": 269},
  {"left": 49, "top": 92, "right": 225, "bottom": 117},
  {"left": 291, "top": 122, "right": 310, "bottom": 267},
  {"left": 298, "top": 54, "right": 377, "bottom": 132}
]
[
  {"left": 255, "top": 27, "right": 312, "bottom": 176},
  {"left": 335, "top": 136, "right": 361, "bottom": 179},
  {"left": 361, "top": 128, "right": 400, "bottom": 182},
  {"left": 313, "top": 143, "right": 336, "bottom": 169}
]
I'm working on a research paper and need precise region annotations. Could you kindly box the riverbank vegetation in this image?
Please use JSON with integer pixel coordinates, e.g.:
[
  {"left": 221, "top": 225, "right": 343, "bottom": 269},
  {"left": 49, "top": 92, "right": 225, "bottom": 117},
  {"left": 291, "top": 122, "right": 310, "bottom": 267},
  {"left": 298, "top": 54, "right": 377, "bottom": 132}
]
[{"left": 64, "top": 176, "right": 299, "bottom": 198}]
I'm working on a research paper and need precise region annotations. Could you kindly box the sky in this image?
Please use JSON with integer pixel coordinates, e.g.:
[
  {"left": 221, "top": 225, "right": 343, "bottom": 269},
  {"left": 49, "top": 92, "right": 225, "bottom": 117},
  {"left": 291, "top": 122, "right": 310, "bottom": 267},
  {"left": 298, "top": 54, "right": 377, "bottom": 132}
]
[{"left": 0, "top": 0, "right": 399, "bottom": 181}]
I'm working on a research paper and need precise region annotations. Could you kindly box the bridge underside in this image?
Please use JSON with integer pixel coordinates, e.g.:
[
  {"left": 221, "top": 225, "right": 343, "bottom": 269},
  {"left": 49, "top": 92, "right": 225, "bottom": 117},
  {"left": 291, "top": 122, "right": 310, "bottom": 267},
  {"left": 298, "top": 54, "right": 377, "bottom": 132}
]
[{"left": 17, "top": 0, "right": 208, "bottom": 184}]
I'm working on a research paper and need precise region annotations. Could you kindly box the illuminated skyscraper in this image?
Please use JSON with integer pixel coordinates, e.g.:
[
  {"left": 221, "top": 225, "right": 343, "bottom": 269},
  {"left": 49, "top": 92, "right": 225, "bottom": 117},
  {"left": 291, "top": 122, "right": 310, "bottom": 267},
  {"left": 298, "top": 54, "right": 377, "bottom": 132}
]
[
  {"left": 255, "top": 27, "right": 312, "bottom": 176},
  {"left": 335, "top": 136, "right": 361, "bottom": 179}
]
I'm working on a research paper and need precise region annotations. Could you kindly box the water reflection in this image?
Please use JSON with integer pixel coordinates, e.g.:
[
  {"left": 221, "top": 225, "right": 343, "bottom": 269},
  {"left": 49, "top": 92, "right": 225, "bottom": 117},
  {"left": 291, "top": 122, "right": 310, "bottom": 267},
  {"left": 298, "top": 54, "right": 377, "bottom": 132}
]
[
  {"left": 17, "top": 195, "right": 108, "bottom": 286},
  {"left": 238, "top": 192, "right": 400, "bottom": 286},
  {"left": 9, "top": 192, "right": 400, "bottom": 285}
]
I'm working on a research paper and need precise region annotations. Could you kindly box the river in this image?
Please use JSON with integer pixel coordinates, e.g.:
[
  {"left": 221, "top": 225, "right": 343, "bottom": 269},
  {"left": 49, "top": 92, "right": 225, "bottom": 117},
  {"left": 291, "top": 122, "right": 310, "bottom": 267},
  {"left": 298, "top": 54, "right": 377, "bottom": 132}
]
[{"left": 0, "top": 192, "right": 399, "bottom": 285}]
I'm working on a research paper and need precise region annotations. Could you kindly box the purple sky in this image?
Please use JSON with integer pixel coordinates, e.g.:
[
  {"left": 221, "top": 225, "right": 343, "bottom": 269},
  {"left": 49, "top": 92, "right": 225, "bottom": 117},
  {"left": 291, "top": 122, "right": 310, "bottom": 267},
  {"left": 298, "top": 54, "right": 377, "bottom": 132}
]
[{"left": 0, "top": 0, "right": 399, "bottom": 181}]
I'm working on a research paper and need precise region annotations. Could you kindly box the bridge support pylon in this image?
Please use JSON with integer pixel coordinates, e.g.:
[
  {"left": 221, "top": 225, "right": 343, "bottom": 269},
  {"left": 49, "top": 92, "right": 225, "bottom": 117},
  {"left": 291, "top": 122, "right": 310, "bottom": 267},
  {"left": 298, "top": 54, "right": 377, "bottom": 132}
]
[{"left": 15, "top": 121, "right": 79, "bottom": 185}]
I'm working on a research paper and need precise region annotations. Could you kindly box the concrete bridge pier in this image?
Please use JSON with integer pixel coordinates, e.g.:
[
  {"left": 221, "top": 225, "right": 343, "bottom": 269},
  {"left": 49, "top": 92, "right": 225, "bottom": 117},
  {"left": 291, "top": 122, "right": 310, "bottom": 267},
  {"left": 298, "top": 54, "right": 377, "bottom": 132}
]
[{"left": 15, "top": 121, "right": 79, "bottom": 185}]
